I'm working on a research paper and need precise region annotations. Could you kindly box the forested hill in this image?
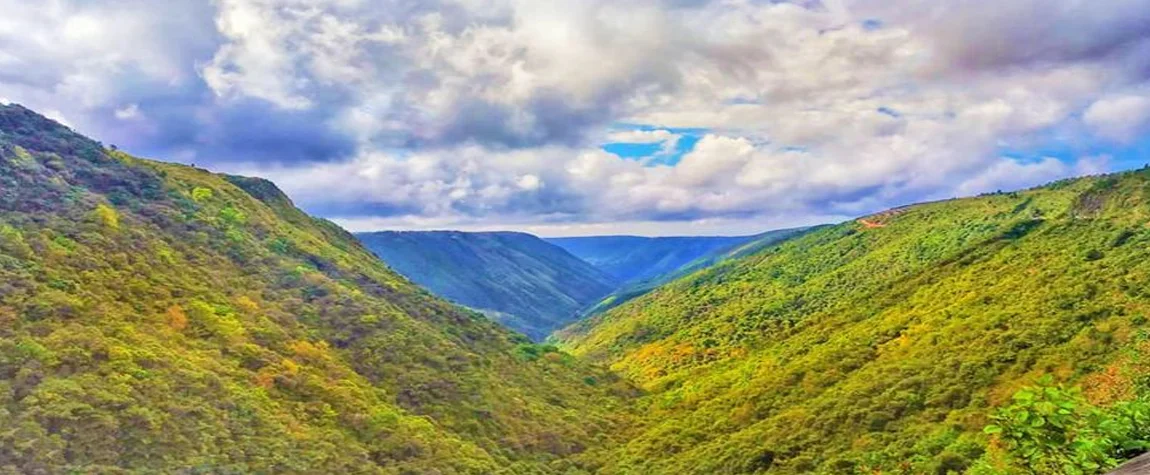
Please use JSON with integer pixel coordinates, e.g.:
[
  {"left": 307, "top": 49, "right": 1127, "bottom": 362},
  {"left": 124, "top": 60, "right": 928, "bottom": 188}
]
[
  {"left": 546, "top": 234, "right": 752, "bottom": 284},
  {"left": 577, "top": 227, "right": 812, "bottom": 317},
  {"left": 356, "top": 230, "right": 618, "bottom": 341},
  {"left": 0, "top": 104, "right": 634, "bottom": 473},
  {"left": 557, "top": 168, "right": 1150, "bottom": 474}
]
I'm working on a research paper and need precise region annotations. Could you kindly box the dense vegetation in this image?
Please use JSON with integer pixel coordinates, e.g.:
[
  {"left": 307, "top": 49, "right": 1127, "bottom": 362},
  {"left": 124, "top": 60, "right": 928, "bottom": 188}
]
[
  {"left": 0, "top": 105, "right": 635, "bottom": 473},
  {"left": 356, "top": 231, "right": 618, "bottom": 341},
  {"left": 557, "top": 169, "right": 1150, "bottom": 473},
  {"left": 8, "top": 102, "right": 1150, "bottom": 474},
  {"left": 547, "top": 235, "right": 754, "bottom": 284},
  {"left": 577, "top": 228, "right": 812, "bottom": 317}
]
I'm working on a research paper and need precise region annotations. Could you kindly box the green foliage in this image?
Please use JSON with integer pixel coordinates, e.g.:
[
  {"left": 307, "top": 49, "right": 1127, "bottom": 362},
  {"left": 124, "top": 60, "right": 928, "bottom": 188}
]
[
  {"left": 515, "top": 343, "right": 561, "bottom": 361},
  {"left": 218, "top": 206, "right": 246, "bottom": 226},
  {"left": 0, "top": 104, "right": 635, "bottom": 474},
  {"left": 982, "top": 376, "right": 1150, "bottom": 474},
  {"left": 11, "top": 101, "right": 1150, "bottom": 474},
  {"left": 0, "top": 225, "right": 33, "bottom": 259},
  {"left": 575, "top": 227, "right": 814, "bottom": 317},
  {"left": 191, "top": 186, "right": 213, "bottom": 202},
  {"left": 558, "top": 168, "right": 1150, "bottom": 473}
]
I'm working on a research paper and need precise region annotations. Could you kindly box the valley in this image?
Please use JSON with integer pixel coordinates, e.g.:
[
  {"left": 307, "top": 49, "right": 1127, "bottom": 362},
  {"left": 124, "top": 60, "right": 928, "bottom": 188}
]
[
  {"left": 356, "top": 230, "right": 619, "bottom": 340},
  {"left": 4, "top": 105, "right": 1150, "bottom": 474},
  {"left": 355, "top": 230, "right": 809, "bottom": 340}
]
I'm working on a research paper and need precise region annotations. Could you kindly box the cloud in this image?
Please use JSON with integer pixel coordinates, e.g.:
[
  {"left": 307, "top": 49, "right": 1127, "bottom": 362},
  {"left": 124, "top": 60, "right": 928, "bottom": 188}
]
[
  {"left": 0, "top": 0, "right": 1147, "bottom": 235},
  {"left": 846, "top": 0, "right": 1150, "bottom": 74},
  {"left": 953, "top": 155, "right": 1112, "bottom": 197},
  {"left": 605, "top": 129, "right": 682, "bottom": 157},
  {"left": 1084, "top": 94, "right": 1150, "bottom": 143},
  {"left": 114, "top": 104, "right": 142, "bottom": 120}
]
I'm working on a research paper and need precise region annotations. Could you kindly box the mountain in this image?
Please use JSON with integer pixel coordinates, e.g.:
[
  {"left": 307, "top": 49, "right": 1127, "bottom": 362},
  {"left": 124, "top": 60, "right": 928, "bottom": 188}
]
[
  {"left": 0, "top": 104, "right": 635, "bottom": 473},
  {"left": 546, "top": 235, "right": 753, "bottom": 284},
  {"left": 355, "top": 231, "right": 618, "bottom": 341},
  {"left": 7, "top": 102, "right": 1149, "bottom": 475},
  {"left": 578, "top": 228, "right": 814, "bottom": 316},
  {"left": 556, "top": 169, "right": 1150, "bottom": 474}
]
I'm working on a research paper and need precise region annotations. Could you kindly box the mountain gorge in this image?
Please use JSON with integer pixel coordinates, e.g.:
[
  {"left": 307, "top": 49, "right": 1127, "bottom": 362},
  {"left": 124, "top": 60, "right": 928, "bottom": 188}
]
[
  {"left": 356, "top": 231, "right": 618, "bottom": 340},
  {"left": 5, "top": 104, "right": 1150, "bottom": 474}
]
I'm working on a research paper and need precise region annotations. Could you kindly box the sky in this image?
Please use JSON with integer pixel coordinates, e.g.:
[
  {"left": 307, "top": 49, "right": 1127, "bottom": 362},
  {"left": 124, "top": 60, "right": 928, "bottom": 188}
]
[{"left": 1, "top": 0, "right": 1150, "bottom": 237}]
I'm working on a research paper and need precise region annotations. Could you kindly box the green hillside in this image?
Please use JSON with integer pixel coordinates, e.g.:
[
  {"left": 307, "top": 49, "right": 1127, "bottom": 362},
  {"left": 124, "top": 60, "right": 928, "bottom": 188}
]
[
  {"left": 356, "top": 231, "right": 618, "bottom": 341},
  {"left": 556, "top": 169, "right": 1150, "bottom": 473},
  {"left": 9, "top": 101, "right": 1150, "bottom": 475},
  {"left": 578, "top": 228, "right": 813, "bottom": 317},
  {"left": 0, "top": 104, "right": 635, "bottom": 473}
]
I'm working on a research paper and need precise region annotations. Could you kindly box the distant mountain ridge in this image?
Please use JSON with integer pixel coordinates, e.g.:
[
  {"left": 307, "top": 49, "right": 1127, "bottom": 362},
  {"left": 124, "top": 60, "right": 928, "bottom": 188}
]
[
  {"left": 574, "top": 227, "right": 815, "bottom": 316},
  {"left": 546, "top": 235, "right": 751, "bottom": 284},
  {"left": 356, "top": 230, "right": 618, "bottom": 340}
]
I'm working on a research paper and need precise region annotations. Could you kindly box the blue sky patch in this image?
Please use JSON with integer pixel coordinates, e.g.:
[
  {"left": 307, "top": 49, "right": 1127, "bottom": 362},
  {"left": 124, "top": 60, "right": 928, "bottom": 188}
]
[
  {"left": 998, "top": 133, "right": 1150, "bottom": 171},
  {"left": 601, "top": 124, "right": 708, "bottom": 166},
  {"left": 602, "top": 142, "right": 663, "bottom": 158}
]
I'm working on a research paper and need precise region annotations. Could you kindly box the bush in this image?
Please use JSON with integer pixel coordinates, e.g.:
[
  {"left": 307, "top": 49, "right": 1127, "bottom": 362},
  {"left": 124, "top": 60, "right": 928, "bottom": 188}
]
[
  {"left": 94, "top": 203, "right": 119, "bottom": 229},
  {"left": 983, "top": 376, "right": 1150, "bottom": 474},
  {"left": 191, "top": 187, "right": 213, "bottom": 202}
]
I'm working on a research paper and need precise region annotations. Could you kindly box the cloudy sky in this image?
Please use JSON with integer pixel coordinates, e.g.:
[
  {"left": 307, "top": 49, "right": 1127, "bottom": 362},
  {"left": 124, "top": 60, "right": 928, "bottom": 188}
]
[{"left": 2, "top": 0, "right": 1150, "bottom": 236}]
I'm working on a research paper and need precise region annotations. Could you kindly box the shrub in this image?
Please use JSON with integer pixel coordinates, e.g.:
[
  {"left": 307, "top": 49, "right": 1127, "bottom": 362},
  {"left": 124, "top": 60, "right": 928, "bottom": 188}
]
[
  {"left": 94, "top": 203, "right": 119, "bottom": 229},
  {"left": 983, "top": 376, "right": 1150, "bottom": 474},
  {"left": 191, "top": 187, "right": 213, "bottom": 202}
]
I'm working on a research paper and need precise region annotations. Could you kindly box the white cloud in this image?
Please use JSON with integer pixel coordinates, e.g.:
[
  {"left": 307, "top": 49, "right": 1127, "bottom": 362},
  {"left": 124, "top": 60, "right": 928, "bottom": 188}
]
[
  {"left": 1, "top": 0, "right": 1148, "bottom": 235},
  {"left": 43, "top": 110, "right": 73, "bottom": 128},
  {"left": 1084, "top": 94, "right": 1150, "bottom": 143},
  {"left": 517, "top": 174, "right": 544, "bottom": 191},
  {"left": 0, "top": 0, "right": 216, "bottom": 136},
  {"left": 114, "top": 104, "right": 142, "bottom": 120},
  {"left": 329, "top": 213, "right": 849, "bottom": 238},
  {"left": 606, "top": 129, "right": 679, "bottom": 145},
  {"left": 605, "top": 129, "right": 682, "bottom": 157},
  {"left": 953, "top": 155, "right": 1112, "bottom": 197}
]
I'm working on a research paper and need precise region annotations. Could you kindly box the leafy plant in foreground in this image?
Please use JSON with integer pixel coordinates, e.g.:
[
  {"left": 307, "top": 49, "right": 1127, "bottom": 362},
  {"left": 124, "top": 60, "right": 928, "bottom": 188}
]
[{"left": 981, "top": 376, "right": 1150, "bottom": 474}]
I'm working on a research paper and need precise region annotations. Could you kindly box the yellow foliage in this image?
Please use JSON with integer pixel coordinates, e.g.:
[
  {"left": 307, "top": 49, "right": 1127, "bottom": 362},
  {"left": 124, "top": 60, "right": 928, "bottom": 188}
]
[
  {"left": 282, "top": 358, "right": 300, "bottom": 376},
  {"left": 235, "top": 295, "right": 259, "bottom": 314},
  {"left": 11, "top": 145, "right": 33, "bottom": 163},
  {"left": 108, "top": 346, "right": 133, "bottom": 362},
  {"left": 166, "top": 305, "right": 188, "bottom": 331},
  {"left": 109, "top": 150, "right": 133, "bottom": 163},
  {"left": 191, "top": 187, "right": 213, "bottom": 202},
  {"left": 288, "top": 340, "right": 328, "bottom": 361},
  {"left": 94, "top": 203, "right": 120, "bottom": 229},
  {"left": 156, "top": 248, "right": 176, "bottom": 265}
]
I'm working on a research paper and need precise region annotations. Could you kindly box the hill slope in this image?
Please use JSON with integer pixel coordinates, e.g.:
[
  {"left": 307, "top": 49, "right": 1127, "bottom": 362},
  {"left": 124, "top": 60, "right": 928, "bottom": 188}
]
[
  {"left": 0, "top": 105, "right": 634, "bottom": 473},
  {"left": 356, "top": 231, "right": 618, "bottom": 341},
  {"left": 579, "top": 228, "right": 813, "bottom": 316},
  {"left": 557, "top": 169, "right": 1150, "bottom": 473},
  {"left": 547, "top": 235, "right": 752, "bottom": 284}
]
